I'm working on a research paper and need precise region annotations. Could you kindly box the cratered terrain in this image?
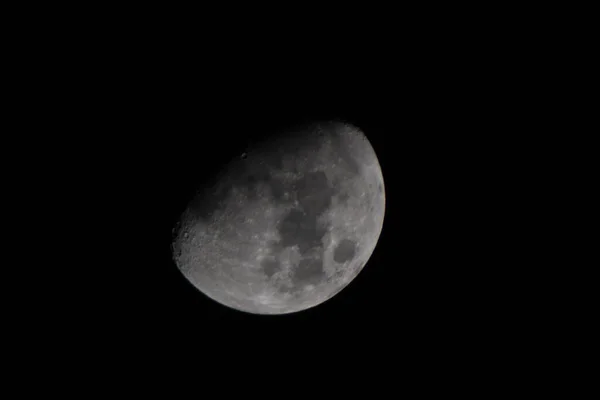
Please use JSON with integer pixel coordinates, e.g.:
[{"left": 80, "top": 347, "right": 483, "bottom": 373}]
[{"left": 172, "top": 121, "right": 385, "bottom": 314}]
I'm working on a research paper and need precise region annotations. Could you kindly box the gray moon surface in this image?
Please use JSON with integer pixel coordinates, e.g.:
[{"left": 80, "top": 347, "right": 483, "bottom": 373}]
[{"left": 172, "top": 121, "right": 385, "bottom": 314}]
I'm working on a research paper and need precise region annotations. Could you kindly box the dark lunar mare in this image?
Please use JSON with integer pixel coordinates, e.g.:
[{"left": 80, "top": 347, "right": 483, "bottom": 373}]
[
  {"left": 333, "top": 239, "right": 357, "bottom": 263},
  {"left": 261, "top": 258, "right": 279, "bottom": 278},
  {"left": 259, "top": 170, "right": 336, "bottom": 288}
]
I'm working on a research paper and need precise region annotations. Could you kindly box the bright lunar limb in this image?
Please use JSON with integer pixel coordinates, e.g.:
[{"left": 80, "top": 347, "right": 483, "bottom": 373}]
[{"left": 172, "top": 121, "right": 385, "bottom": 314}]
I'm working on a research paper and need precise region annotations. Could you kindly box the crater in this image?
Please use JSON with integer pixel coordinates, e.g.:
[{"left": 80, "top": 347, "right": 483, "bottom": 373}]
[{"left": 333, "top": 239, "right": 357, "bottom": 263}]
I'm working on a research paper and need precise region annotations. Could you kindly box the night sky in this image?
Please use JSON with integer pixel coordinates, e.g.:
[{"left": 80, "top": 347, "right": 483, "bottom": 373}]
[
  {"left": 65, "top": 39, "right": 525, "bottom": 377},
  {"left": 12, "top": 5, "right": 554, "bottom": 392}
]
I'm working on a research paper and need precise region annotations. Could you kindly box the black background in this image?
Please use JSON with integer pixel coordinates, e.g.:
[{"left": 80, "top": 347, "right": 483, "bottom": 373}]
[
  {"left": 39, "top": 13, "right": 549, "bottom": 383},
  {"left": 5, "top": 4, "right": 576, "bottom": 392},
  {"left": 92, "top": 54, "right": 519, "bottom": 363}
]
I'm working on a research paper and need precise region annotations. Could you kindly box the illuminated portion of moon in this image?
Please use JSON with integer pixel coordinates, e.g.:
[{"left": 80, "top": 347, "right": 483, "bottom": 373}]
[{"left": 172, "top": 121, "right": 385, "bottom": 314}]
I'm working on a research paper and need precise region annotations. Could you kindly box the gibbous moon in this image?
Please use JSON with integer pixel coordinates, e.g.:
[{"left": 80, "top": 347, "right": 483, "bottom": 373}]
[{"left": 172, "top": 121, "right": 385, "bottom": 314}]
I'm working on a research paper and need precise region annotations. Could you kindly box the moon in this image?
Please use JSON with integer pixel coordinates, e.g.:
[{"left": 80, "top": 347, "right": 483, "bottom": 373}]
[{"left": 172, "top": 121, "right": 385, "bottom": 314}]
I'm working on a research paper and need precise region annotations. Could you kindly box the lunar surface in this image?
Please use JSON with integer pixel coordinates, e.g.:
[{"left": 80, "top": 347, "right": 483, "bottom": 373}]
[{"left": 172, "top": 121, "right": 385, "bottom": 314}]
